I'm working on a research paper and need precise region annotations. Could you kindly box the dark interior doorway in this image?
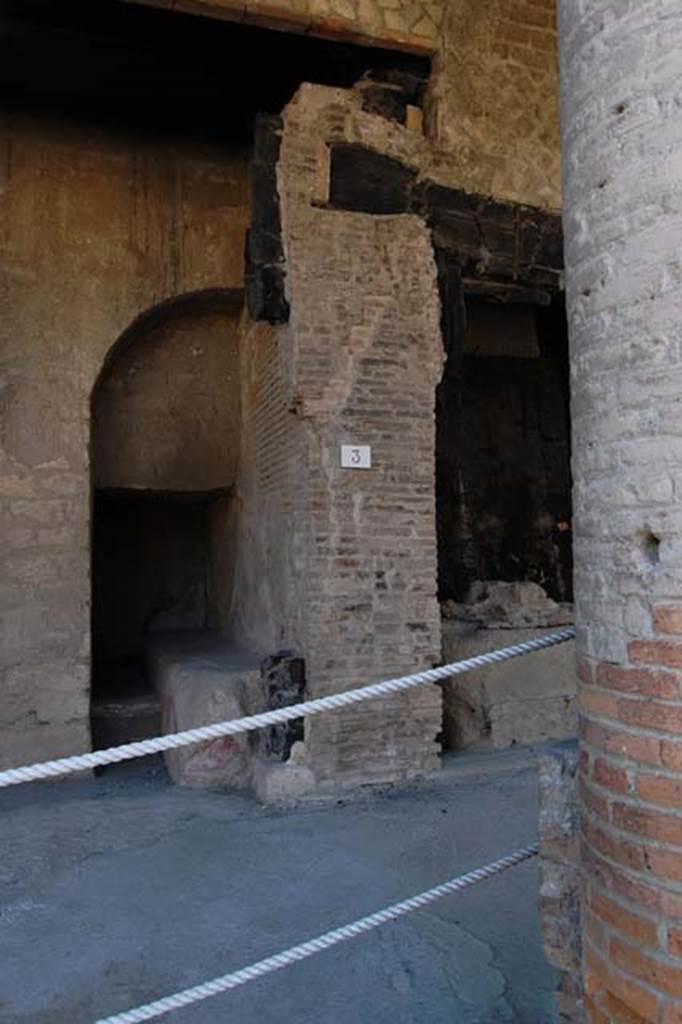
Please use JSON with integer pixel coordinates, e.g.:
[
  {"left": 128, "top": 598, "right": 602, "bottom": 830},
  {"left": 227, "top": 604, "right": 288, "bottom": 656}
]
[
  {"left": 0, "top": 0, "right": 429, "bottom": 141},
  {"left": 90, "top": 489, "right": 219, "bottom": 748},
  {"left": 436, "top": 297, "right": 573, "bottom": 605}
]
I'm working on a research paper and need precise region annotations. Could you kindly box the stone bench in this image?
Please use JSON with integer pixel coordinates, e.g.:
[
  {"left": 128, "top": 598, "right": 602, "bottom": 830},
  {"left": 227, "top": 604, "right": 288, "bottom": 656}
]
[{"left": 145, "top": 631, "right": 262, "bottom": 789}]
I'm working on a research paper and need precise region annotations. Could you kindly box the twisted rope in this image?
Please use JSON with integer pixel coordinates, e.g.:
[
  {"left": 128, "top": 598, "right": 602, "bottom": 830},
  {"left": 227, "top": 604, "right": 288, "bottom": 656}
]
[
  {"left": 0, "top": 628, "right": 574, "bottom": 789},
  {"left": 95, "top": 844, "right": 538, "bottom": 1023}
]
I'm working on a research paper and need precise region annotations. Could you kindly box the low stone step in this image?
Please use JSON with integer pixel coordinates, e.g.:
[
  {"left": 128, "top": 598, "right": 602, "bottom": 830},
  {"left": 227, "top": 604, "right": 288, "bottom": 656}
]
[{"left": 91, "top": 691, "right": 161, "bottom": 750}]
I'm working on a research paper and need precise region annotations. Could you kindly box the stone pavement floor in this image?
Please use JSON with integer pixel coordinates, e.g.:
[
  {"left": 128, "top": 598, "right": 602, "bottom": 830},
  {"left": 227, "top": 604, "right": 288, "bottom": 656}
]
[{"left": 0, "top": 749, "right": 558, "bottom": 1024}]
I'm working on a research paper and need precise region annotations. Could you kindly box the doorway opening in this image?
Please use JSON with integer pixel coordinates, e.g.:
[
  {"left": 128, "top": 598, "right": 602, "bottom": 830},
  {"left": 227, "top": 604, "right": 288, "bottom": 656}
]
[
  {"left": 90, "top": 293, "right": 242, "bottom": 747},
  {"left": 90, "top": 488, "right": 229, "bottom": 747},
  {"left": 436, "top": 295, "right": 575, "bottom": 753},
  {"left": 437, "top": 297, "right": 573, "bottom": 607}
]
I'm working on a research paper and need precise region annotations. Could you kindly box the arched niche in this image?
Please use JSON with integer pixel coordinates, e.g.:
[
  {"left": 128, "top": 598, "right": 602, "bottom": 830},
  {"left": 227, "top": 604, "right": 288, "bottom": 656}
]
[{"left": 90, "top": 289, "right": 244, "bottom": 747}]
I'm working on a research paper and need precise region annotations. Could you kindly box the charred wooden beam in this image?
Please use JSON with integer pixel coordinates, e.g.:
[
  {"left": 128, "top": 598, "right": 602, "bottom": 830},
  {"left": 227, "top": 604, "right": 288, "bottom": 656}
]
[
  {"left": 326, "top": 143, "right": 564, "bottom": 292},
  {"left": 435, "top": 250, "right": 467, "bottom": 375},
  {"left": 245, "top": 114, "right": 290, "bottom": 325},
  {"left": 328, "top": 143, "right": 418, "bottom": 214}
]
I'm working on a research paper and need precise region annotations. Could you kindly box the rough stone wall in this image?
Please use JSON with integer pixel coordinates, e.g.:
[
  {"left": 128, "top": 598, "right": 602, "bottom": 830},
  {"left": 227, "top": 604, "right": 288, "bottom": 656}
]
[
  {"left": 0, "top": 110, "right": 248, "bottom": 767},
  {"left": 2, "top": 0, "right": 565, "bottom": 775},
  {"left": 558, "top": 3, "right": 682, "bottom": 1022},
  {"left": 268, "top": 85, "right": 445, "bottom": 787},
  {"left": 425, "top": 0, "right": 561, "bottom": 210}
]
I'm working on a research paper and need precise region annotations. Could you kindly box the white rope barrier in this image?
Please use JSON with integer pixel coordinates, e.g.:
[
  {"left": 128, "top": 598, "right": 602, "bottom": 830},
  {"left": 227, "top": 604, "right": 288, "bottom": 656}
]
[
  {"left": 94, "top": 844, "right": 538, "bottom": 1024},
  {"left": 0, "top": 628, "right": 574, "bottom": 789}
]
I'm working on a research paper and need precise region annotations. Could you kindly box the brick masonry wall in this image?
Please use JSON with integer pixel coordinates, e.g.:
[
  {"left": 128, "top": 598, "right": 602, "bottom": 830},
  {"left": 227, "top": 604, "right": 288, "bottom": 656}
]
[
  {"left": 425, "top": 0, "right": 561, "bottom": 210},
  {"left": 227, "top": 317, "right": 309, "bottom": 658},
  {"left": 274, "top": 85, "right": 444, "bottom": 787},
  {"left": 558, "top": 3, "right": 682, "bottom": 1022}
]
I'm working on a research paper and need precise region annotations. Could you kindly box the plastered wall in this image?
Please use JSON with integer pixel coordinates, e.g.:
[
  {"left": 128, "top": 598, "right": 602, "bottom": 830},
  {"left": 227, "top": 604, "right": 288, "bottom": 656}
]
[
  {"left": 93, "top": 305, "right": 242, "bottom": 492},
  {"left": 0, "top": 110, "right": 249, "bottom": 766}
]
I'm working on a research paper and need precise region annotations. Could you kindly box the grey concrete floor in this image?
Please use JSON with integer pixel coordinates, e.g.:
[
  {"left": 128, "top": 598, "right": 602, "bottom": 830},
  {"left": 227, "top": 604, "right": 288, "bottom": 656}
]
[{"left": 0, "top": 749, "right": 558, "bottom": 1024}]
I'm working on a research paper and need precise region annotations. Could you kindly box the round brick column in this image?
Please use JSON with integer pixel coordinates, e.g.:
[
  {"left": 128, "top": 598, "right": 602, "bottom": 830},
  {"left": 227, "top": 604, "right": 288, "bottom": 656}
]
[{"left": 558, "top": 3, "right": 682, "bottom": 1022}]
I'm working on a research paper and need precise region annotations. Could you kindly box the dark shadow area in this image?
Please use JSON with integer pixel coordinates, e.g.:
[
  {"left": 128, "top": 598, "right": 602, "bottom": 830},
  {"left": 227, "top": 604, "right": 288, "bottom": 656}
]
[
  {"left": 91, "top": 489, "right": 225, "bottom": 749},
  {"left": 436, "top": 297, "right": 572, "bottom": 603},
  {"left": 91, "top": 488, "right": 219, "bottom": 690},
  {"left": 0, "top": 0, "right": 429, "bottom": 142}
]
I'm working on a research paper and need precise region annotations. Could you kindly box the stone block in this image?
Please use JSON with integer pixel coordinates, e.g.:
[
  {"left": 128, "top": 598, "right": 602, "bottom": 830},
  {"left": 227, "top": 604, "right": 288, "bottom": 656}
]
[
  {"left": 441, "top": 619, "right": 577, "bottom": 750},
  {"left": 146, "top": 632, "right": 262, "bottom": 789},
  {"left": 490, "top": 694, "right": 576, "bottom": 749},
  {"left": 91, "top": 690, "right": 161, "bottom": 750},
  {"left": 254, "top": 756, "right": 316, "bottom": 806}
]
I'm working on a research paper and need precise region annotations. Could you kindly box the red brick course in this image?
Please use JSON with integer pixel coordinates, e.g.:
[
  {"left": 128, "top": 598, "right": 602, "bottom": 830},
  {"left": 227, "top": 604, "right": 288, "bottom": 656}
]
[
  {"left": 589, "top": 887, "right": 659, "bottom": 949},
  {"left": 596, "top": 664, "right": 680, "bottom": 700},
  {"left": 662, "top": 1003, "right": 682, "bottom": 1024},
  {"left": 654, "top": 608, "right": 682, "bottom": 636},
  {"left": 585, "top": 941, "right": 661, "bottom": 1020},
  {"left": 636, "top": 772, "right": 682, "bottom": 811},
  {"left": 629, "top": 640, "right": 682, "bottom": 670},
  {"left": 582, "top": 626, "right": 682, "bottom": 1022},
  {"left": 593, "top": 757, "right": 631, "bottom": 795},
  {"left": 582, "top": 717, "right": 663, "bottom": 767},
  {"left": 610, "top": 937, "right": 682, "bottom": 999},
  {"left": 601, "top": 991, "right": 652, "bottom": 1024}
]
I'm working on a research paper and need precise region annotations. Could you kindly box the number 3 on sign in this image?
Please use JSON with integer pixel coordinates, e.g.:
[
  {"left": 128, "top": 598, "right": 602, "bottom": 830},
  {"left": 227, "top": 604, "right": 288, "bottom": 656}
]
[{"left": 341, "top": 445, "right": 372, "bottom": 470}]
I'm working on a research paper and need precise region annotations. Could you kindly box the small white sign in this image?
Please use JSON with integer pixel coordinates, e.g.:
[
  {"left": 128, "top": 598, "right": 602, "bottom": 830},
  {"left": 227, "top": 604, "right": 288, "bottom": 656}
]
[{"left": 341, "top": 444, "right": 372, "bottom": 470}]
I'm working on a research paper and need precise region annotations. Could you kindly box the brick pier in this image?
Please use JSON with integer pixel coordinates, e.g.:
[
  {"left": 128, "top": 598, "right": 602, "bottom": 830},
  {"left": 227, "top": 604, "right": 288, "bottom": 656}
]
[{"left": 559, "top": 3, "right": 682, "bottom": 1021}]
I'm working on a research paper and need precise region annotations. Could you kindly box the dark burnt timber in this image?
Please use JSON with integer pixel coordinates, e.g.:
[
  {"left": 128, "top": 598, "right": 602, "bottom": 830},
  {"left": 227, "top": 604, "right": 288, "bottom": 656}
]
[
  {"left": 356, "top": 69, "right": 427, "bottom": 125},
  {"left": 327, "top": 143, "right": 563, "bottom": 294},
  {"left": 324, "top": 143, "right": 563, "bottom": 363},
  {"left": 359, "top": 83, "right": 410, "bottom": 124},
  {"left": 247, "top": 139, "right": 563, "bottom": 326},
  {"left": 245, "top": 115, "right": 290, "bottom": 324},
  {"left": 329, "top": 144, "right": 418, "bottom": 214},
  {"left": 260, "top": 651, "right": 306, "bottom": 761},
  {"left": 435, "top": 251, "right": 467, "bottom": 374}
]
